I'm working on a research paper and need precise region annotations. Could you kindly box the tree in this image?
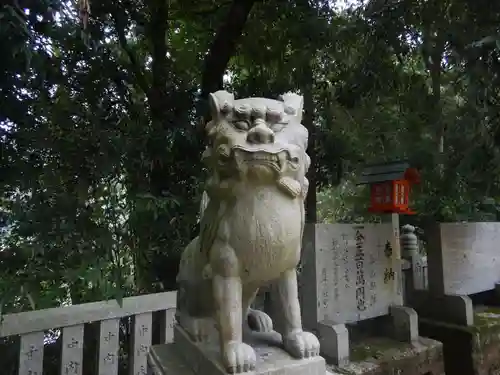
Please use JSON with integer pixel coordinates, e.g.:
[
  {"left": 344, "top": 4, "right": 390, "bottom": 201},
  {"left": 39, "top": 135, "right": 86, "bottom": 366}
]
[{"left": 3, "top": 0, "right": 500, "bottom": 314}]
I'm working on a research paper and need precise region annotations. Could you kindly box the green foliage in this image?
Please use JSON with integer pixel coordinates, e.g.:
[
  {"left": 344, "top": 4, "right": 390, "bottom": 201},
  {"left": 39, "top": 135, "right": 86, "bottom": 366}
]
[{"left": 2, "top": 0, "right": 500, "bottom": 318}]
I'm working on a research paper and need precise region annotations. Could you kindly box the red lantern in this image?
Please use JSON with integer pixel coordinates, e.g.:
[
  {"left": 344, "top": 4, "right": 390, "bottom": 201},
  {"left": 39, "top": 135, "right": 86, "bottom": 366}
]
[{"left": 359, "top": 162, "right": 420, "bottom": 215}]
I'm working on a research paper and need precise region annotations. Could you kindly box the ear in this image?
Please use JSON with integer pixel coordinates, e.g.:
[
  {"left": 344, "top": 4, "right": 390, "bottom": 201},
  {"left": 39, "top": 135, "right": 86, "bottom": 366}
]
[
  {"left": 304, "top": 153, "right": 311, "bottom": 172},
  {"left": 201, "top": 147, "right": 211, "bottom": 162},
  {"left": 208, "top": 90, "right": 234, "bottom": 122},
  {"left": 280, "top": 92, "right": 304, "bottom": 123},
  {"left": 198, "top": 191, "right": 210, "bottom": 223}
]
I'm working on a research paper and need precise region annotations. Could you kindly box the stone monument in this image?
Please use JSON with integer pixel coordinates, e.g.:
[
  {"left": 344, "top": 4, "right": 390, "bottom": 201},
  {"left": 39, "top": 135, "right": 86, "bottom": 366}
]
[
  {"left": 148, "top": 91, "right": 327, "bottom": 375},
  {"left": 406, "top": 222, "right": 500, "bottom": 375}
]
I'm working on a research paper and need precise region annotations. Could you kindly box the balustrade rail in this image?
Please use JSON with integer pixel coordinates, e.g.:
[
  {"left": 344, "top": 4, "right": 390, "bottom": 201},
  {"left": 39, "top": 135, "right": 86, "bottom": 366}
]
[
  {"left": 0, "top": 291, "right": 177, "bottom": 375},
  {"left": 0, "top": 255, "right": 428, "bottom": 375}
]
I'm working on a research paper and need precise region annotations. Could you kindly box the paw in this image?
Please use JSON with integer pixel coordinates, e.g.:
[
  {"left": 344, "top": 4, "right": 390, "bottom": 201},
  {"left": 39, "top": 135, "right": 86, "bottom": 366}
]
[
  {"left": 283, "top": 330, "right": 320, "bottom": 359},
  {"left": 192, "top": 327, "right": 208, "bottom": 342},
  {"left": 247, "top": 308, "right": 273, "bottom": 333},
  {"left": 222, "top": 341, "right": 256, "bottom": 374}
]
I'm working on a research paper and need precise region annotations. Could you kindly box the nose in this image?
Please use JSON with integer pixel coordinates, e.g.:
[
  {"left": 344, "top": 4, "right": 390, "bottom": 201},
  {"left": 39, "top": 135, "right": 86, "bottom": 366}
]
[{"left": 246, "top": 123, "right": 275, "bottom": 144}]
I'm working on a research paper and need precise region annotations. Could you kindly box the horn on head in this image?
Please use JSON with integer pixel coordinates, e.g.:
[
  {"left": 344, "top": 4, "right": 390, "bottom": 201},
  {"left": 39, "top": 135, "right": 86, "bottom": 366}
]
[{"left": 279, "top": 92, "right": 304, "bottom": 123}]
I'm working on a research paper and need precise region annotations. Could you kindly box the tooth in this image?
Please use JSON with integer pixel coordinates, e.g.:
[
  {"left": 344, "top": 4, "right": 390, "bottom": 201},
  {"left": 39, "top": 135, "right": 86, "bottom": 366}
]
[
  {"left": 279, "top": 152, "right": 287, "bottom": 173},
  {"left": 235, "top": 151, "right": 243, "bottom": 167}
]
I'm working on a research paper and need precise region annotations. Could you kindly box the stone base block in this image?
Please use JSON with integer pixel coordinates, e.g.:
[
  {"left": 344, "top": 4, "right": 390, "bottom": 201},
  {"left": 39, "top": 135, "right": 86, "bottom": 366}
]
[
  {"left": 317, "top": 320, "right": 349, "bottom": 367},
  {"left": 409, "top": 290, "right": 473, "bottom": 326},
  {"left": 148, "top": 324, "right": 327, "bottom": 375},
  {"left": 389, "top": 305, "right": 418, "bottom": 342}
]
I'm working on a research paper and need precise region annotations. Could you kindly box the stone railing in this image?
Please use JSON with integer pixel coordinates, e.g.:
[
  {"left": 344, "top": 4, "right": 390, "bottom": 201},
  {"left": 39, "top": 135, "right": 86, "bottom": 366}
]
[
  {"left": 0, "top": 291, "right": 177, "bottom": 375},
  {"left": 0, "top": 225, "right": 428, "bottom": 375}
]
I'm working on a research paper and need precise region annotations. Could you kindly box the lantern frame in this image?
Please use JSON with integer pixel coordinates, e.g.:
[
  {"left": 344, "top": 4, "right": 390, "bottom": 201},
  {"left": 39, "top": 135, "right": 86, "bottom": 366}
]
[{"left": 358, "top": 161, "right": 419, "bottom": 215}]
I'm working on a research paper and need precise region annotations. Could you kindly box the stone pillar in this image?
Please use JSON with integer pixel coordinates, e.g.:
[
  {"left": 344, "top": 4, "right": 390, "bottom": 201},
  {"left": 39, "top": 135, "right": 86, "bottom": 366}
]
[
  {"left": 389, "top": 305, "right": 419, "bottom": 343},
  {"left": 400, "top": 224, "right": 418, "bottom": 259},
  {"left": 317, "top": 320, "right": 349, "bottom": 367},
  {"left": 400, "top": 225, "right": 426, "bottom": 291},
  {"left": 425, "top": 223, "right": 446, "bottom": 295}
]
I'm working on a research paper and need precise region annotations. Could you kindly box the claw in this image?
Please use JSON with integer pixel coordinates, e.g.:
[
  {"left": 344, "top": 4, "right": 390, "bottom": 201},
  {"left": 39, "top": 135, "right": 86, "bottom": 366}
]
[
  {"left": 223, "top": 341, "right": 256, "bottom": 374},
  {"left": 283, "top": 331, "right": 320, "bottom": 359}
]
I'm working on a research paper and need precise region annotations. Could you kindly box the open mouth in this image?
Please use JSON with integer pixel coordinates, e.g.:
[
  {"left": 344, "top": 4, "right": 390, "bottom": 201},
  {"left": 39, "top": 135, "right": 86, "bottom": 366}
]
[
  {"left": 234, "top": 148, "right": 290, "bottom": 172},
  {"left": 243, "top": 152, "right": 280, "bottom": 163},
  {"left": 216, "top": 144, "right": 300, "bottom": 174}
]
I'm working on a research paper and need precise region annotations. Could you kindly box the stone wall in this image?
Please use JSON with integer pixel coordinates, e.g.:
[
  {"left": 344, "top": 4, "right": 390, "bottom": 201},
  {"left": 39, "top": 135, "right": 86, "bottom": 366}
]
[{"left": 439, "top": 223, "right": 500, "bottom": 295}]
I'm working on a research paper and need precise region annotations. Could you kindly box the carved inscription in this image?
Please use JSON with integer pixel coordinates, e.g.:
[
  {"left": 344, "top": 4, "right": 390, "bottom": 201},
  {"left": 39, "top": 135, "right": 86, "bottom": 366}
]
[
  {"left": 332, "top": 238, "right": 340, "bottom": 303},
  {"left": 384, "top": 268, "right": 395, "bottom": 284},
  {"left": 341, "top": 233, "right": 350, "bottom": 287},
  {"left": 139, "top": 324, "right": 149, "bottom": 336},
  {"left": 104, "top": 352, "right": 116, "bottom": 364},
  {"left": 368, "top": 245, "right": 377, "bottom": 307},
  {"left": 136, "top": 344, "right": 148, "bottom": 356},
  {"left": 354, "top": 227, "right": 366, "bottom": 311},
  {"left": 308, "top": 223, "right": 397, "bottom": 324},
  {"left": 64, "top": 361, "right": 81, "bottom": 375},
  {"left": 321, "top": 265, "right": 329, "bottom": 318},
  {"left": 103, "top": 331, "right": 116, "bottom": 342},
  {"left": 98, "top": 319, "right": 119, "bottom": 375},
  {"left": 19, "top": 332, "right": 44, "bottom": 375},
  {"left": 131, "top": 312, "right": 153, "bottom": 375},
  {"left": 25, "top": 345, "right": 39, "bottom": 360},
  {"left": 24, "top": 347, "right": 40, "bottom": 375},
  {"left": 384, "top": 241, "right": 392, "bottom": 258},
  {"left": 66, "top": 337, "right": 79, "bottom": 348},
  {"left": 161, "top": 308, "right": 176, "bottom": 344},
  {"left": 61, "top": 325, "right": 84, "bottom": 375}
]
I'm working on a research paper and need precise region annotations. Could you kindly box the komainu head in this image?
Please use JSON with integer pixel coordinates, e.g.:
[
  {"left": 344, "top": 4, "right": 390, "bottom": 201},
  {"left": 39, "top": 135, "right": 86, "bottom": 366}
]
[{"left": 202, "top": 91, "right": 310, "bottom": 196}]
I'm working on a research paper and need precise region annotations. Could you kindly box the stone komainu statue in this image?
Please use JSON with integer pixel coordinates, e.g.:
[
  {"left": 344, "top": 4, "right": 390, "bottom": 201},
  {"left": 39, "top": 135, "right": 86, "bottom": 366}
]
[{"left": 175, "top": 91, "right": 320, "bottom": 373}]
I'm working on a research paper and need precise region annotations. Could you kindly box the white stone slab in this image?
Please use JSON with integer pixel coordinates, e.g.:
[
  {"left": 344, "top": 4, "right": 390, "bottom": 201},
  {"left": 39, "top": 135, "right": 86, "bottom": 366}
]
[
  {"left": 441, "top": 222, "right": 500, "bottom": 295},
  {"left": 301, "top": 223, "right": 397, "bottom": 325}
]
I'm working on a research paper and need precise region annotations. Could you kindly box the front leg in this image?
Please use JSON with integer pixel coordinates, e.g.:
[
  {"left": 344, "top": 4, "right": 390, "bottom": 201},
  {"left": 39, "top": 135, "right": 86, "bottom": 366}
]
[
  {"left": 272, "top": 268, "right": 320, "bottom": 359},
  {"left": 211, "top": 241, "right": 256, "bottom": 373}
]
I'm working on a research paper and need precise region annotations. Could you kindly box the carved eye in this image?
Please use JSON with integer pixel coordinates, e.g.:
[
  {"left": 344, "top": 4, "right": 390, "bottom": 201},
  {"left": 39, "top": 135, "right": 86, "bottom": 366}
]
[
  {"left": 271, "top": 123, "right": 286, "bottom": 132},
  {"left": 233, "top": 120, "right": 250, "bottom": 131}
]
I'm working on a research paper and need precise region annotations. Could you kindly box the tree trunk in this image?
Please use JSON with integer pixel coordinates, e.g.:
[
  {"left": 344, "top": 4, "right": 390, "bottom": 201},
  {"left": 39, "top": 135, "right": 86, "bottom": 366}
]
[
  {"left": 197, "top": 0, "right": 258, "bottom": 133},
  {"left": 146, "top": 0, "right": 258, "bottom": 289}
]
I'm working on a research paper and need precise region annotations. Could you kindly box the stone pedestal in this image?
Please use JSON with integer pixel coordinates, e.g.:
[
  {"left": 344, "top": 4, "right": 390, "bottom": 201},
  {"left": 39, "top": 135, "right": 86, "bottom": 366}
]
[{"left": 148, "top": 324, "right": 327, "bottom": 375}]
